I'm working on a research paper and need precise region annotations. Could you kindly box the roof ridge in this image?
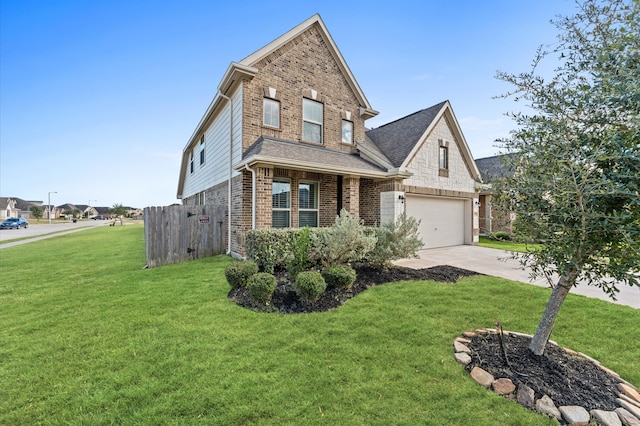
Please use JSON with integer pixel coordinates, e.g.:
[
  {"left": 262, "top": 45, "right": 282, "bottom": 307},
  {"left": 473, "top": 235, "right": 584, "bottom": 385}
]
[{"left": 367, "top": 100, "right": 448, "bottom": 132}]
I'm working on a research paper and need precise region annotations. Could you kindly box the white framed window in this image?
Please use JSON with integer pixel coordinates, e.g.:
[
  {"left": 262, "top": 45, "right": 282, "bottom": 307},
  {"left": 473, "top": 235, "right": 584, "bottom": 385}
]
[
  {"left": 263, "top": 98, "right": 280, "bottom": 128},
  {"left": 302, "top": 98, "right": 323, "bottom": 143},
  {"left": 439, "top": 145, "right": 448, "bottom": 170},
  {"left": 199, "top": 136, "right": 205, "bottom": 166},
  {"left": 196, "top": 191, "right": 206, "bottom": 205},
  {"left": 272, "top": 179, "right": 291, "bottom": 228},
  {"left": 341, "top": 120, "right": 353, "bottom": 144},
  {"left": 190, "top": 150, "right": 194, "bottom": 174},
  {"left": 298, "top": 181, "right": 318, "bottom": 227}
]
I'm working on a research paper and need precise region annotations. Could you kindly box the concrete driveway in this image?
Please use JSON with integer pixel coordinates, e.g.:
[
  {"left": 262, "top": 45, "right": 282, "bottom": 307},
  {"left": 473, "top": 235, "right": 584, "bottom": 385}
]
[{"left": 395, "top": 245, "right": 640, "bottom": 309}]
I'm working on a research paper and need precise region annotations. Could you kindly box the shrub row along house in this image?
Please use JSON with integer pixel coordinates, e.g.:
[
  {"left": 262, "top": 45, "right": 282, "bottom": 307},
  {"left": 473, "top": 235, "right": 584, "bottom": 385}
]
[{"left": 177, "top": 14, "right": 483, "bottom": 258}]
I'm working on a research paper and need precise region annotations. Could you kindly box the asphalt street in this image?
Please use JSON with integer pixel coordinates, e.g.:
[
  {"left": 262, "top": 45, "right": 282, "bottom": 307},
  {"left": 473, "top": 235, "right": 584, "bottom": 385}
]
[{"left": 0, "top": 219, "right": 110, "bottom": 247}]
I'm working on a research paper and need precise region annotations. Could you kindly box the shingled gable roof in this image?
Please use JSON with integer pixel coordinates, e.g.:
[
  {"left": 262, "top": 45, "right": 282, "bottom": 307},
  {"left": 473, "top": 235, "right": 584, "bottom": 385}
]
[
  {"left": 366, "top": 101, "right": 446, "bottom": 168},
  {"left": 178, "top": 14, "right": 379, "bottom": 198},
  {"left": 365, "top": 100, "right": 482, "bottom": 181},
  {"left": 236, "top": 136, "right": 395, "bottom": 178}
]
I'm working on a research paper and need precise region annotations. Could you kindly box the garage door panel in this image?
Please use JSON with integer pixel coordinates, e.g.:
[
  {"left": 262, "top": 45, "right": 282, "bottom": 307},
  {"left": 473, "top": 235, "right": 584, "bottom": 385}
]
[{"left": 406, "top": 196, "right": 465, "bottom": 248}]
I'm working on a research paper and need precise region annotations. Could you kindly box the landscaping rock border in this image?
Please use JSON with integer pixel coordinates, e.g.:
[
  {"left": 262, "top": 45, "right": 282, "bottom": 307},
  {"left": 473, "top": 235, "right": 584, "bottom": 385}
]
[{"left": 454, "top": 329, "right": 640, "bottom": 426}]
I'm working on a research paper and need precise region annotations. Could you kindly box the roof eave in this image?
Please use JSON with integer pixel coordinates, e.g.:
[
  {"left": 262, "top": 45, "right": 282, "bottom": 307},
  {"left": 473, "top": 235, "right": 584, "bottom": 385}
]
[{"left": 235, "top": 155, "right": 391, "bottom": 179}]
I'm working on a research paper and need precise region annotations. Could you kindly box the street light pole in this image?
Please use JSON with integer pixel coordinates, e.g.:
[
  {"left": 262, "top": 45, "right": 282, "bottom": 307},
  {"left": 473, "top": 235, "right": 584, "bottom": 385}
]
[{"left": 48, "top": 191, "right": 57, "bottom": 224}]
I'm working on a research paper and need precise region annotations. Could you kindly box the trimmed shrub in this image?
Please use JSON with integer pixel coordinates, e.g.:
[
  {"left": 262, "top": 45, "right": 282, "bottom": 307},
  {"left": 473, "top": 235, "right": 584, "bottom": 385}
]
[
  {"left": 321, "top": 265, "right": 356, "bottom": 289},
  {"left": 492, "top": 231, "right": 512, "bottom": 241},
  {"left": 245, "top": 228, "right": 296, "bottom": 273},
  {"left": 310, "top": 210, "right": 377, "bottom": 267},
  {"left": 367, "top": 214, "right": 423, "bottom": 267},
  {"left": 225, "top": 260, "right": 258, "bottom": 289},
  {"left": 247, "top": 273, "right": 277, "bottom": 305},
  {"left": 294, "top": 271, "right": 327, "bottom": 303}
]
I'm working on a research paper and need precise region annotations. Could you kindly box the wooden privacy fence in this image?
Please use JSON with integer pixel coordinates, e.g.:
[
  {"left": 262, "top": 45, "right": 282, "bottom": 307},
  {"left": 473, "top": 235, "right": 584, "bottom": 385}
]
[{"left": 144, "top": 205, "right": 226, "bottom": 268}]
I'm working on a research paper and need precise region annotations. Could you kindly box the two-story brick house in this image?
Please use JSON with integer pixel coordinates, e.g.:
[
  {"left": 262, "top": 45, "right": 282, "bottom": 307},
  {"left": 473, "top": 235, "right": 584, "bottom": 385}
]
[{"left": 177, "top": 14, "right": 482, "bottom": 257}]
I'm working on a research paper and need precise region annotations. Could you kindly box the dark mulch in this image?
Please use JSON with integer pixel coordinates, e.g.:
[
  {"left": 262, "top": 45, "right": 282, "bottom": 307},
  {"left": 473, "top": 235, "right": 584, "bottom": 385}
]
[
  {"left": 227, "top": 264, "right": 479, "bottom": 314},
  {"left": 465, "top": 331, "right": 621, "bottom": 415}
]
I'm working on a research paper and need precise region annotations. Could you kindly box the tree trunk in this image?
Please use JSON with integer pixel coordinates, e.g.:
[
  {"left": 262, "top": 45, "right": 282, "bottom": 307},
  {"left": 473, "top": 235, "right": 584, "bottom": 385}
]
[{"left": 528, "top": 273, "right": 576, "bottom": 356}]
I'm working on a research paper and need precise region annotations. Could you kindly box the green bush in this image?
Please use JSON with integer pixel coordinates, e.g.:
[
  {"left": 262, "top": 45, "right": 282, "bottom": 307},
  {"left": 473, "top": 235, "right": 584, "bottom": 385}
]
[
  {"left": 225, "top": 260, "right": 259, "bottom": 289},
  {"left": 286, "top": 227, "right": 312, "bottom": 280},
  {"left": 321, "top": 265, "right": 356, "bottom": 289},
  {"left": 294, "top": 271, "right": 327, "bottom": 303},
  {"left": 492, "top": 231, "right": 512, "bottom": 241},
  {"left": 311, "top": 210, "right": 377, "bottom": 267},
  {"left": 367, "top": 214, "right": 423, "bottom": 267},
  {"left": 247, "top": 273, "right": 277, "bottom": 305},
  {"left": 245, "top": 228, "right": 296, "bottom": 273}
]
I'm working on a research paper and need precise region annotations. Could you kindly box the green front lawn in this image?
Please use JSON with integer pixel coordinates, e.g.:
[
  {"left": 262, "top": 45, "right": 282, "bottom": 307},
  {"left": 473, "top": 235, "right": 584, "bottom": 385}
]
[
  {"left": 1, "top": 226, "right": 637, "bottom": 424},
  {"left": 478, "top": 235, "right": 542, "bottom": 253}
]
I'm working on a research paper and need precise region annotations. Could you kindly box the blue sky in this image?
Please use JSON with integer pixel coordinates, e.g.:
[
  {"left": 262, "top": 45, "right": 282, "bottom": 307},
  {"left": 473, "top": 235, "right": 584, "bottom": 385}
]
[{"left": 1, "top": 0, "right": 576, "bottom": 208}]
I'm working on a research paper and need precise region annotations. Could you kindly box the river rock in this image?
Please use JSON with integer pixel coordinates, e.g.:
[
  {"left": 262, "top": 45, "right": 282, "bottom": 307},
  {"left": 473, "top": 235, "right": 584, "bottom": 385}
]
[
  {"left": 516, "top": 383, "right": 535, "bottom": 409},
  {"left": 454, "top": 352, "right": 471, "bottom": 366},
  {"left": 470, "top": 367, "right": 494, "bottom": 388},
  {"left": 619, "top": 384, "right": 640, "bottom": 404},
  {"left": 559, "top": 405, "right": 590, "bottom": 425},
  {"left": 492, "top": 378, "right": 515, "bottom": 396},
  {"left": 615, "top": 407, "right": 640, "bottom": 426},
  {"left": 590, "top": 409, "right": 622, "bottom": 426},
  {"left": 536, "top": 395, "right": 561, "bottom": 419}
]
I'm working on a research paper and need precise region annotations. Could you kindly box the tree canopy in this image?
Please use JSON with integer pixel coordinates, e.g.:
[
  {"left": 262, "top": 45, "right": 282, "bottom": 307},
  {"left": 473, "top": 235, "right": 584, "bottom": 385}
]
[{"left": 494, "top": 0, "right": 639, "bottom": 355}]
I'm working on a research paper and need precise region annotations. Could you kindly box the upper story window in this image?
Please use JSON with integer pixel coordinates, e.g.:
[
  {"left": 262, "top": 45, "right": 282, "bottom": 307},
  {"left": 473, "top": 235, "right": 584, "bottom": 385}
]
[
  {"left": 272, "top": 179, "right": 291, "bottom": 228},
  {"left": 199, "top": 136, "right": 205, "bottom": 166},
  {"left": 263, "top": 98, "right": 280, "bottom": 128},
  {"left": 439, "top": 146, "right": 448, "bottom": 169},
  {"left": 190, "top": 150, "right": 194, "bottom": 174},
  {"left": 302, "top": 98, "right": 323, "bottom": 143},
  {"left": 341, "top": 120, "right": 353, "bottom": 144},
  {"left": 439, "top": 140, "right": 449, "bottom": 177}
]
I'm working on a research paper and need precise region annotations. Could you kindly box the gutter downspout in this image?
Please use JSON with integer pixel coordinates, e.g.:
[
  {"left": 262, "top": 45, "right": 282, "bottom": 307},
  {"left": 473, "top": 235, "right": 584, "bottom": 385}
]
[
  {"left": 218, "top": 91, "right": 232, "bottom": 255},
  {"left": 244, "top": 164, "right": 256, "bottom": 230}
]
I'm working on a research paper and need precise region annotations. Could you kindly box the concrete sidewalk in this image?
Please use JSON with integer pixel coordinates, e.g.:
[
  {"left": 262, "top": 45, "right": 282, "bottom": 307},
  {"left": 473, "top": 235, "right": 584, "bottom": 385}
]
[{"left": 394, "top": 245, "right": 639, "bottom": 309}]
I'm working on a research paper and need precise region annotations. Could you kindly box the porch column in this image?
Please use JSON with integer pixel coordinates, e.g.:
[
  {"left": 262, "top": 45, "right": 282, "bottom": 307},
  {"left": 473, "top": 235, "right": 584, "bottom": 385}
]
[
  {"left": 380, "top": 191, "right": 405, "bottom": 224},
  {"left": 342, "top": 175, "right": 360, "bottom": 218},
  {"left": 253, "top": 165, "right": 274, "bottom": 229}
]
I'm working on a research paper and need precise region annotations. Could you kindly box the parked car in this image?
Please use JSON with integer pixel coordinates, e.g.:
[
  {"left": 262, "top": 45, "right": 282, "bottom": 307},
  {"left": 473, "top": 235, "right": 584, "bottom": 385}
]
[
  {"left": 91, "top": 215, "right": 104, "bottom": 220},
  {"left": 0, "top": 217, "right": 29, "bottom": 229}
]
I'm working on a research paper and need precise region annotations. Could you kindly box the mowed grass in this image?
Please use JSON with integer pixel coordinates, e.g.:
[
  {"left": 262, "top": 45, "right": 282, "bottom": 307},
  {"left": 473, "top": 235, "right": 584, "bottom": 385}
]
[
  {"left": 1, "top": 226, "right": 638, "bottom": 425},
  {"left": 478, "top": 236, "right": 542, "bottom": 253}
]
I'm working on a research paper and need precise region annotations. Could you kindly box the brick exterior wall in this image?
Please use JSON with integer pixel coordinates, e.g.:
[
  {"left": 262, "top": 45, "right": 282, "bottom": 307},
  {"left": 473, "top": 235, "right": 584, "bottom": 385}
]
[
  {"left": 241, "top": 24, "right": 365, "bottom": 154},
  {"left": 358, "top": 178, "right": 380, "bottom": 226}
]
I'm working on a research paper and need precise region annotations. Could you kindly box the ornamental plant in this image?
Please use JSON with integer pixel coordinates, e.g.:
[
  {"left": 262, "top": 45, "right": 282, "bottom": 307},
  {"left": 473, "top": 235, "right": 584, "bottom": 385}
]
[
  {"left": 224, "top": 260, "right": 258, "bottom": 289},
  {"left": 247, "top": 273, "right": 277, "bottom": 305},
  {"left": 294, "top": 271, "right": 327, "bottom": 303},
  {"left": 321, "top": 265, "right": 356, "bottom": 289}
]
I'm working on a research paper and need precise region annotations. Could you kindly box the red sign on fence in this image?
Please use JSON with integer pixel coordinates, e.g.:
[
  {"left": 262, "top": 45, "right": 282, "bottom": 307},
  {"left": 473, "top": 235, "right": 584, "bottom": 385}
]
[{"left": 198, "top": 215, "right": 210, "bottom": 224}]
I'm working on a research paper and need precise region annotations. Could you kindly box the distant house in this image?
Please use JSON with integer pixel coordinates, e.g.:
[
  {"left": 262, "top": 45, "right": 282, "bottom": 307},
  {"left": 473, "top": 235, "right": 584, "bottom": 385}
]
[
  {"left": 0, "top": 197, "right": 19, "bottom": 219},
  {"left": 176, "top": 14, "right": 482, "bottom": 257},
  {"left": 475, "top": 153, "right": 516, "bottom": 234}
]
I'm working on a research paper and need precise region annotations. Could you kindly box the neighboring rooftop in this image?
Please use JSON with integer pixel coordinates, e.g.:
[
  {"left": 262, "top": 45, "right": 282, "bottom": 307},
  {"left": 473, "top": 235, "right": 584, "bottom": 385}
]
[{"left": 474, "top": 153, "right": 516, "bottom": 181}]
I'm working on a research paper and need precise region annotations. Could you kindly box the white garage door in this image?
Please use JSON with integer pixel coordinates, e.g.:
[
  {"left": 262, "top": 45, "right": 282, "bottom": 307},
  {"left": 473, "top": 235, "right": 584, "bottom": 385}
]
[{"left": 406, "top": 196, "right": 466, "bottom": 248}]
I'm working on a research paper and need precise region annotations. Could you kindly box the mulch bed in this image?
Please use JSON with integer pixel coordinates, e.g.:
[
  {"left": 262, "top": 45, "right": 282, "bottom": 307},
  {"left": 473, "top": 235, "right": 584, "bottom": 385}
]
[
  {"left": 227, "top": 263, "right": 479, "bottom": 314},
  {"left": 465, "top": 331, "right": 620, "bottom": 412}
]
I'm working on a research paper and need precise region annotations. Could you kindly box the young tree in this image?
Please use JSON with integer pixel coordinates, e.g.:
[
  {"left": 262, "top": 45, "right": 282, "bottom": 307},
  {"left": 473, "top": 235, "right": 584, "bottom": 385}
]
[
  {"left": 29, "top": 205, "right": 43, "bottom": 220},
  {"left": 494, "top": 0, "right": 639, "bottom": 355},
  {"left": 111, "top": 203, "right": 127, "bottom": 225}
]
